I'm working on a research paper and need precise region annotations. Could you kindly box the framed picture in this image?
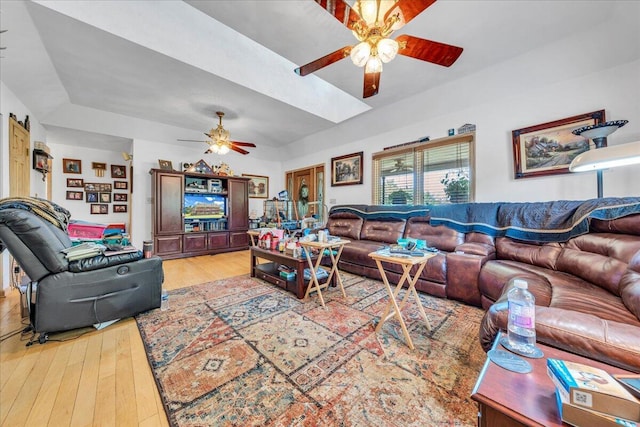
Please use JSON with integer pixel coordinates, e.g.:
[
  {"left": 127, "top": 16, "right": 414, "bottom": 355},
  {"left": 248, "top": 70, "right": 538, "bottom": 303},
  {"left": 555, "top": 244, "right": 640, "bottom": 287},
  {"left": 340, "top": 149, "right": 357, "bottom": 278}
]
[
  {"left": 92, "top": 162, "right": 107, "bottom": 170},
  {"left": 84, "top": 182, "right": 98, "bottom": 192},
  {"left": 158, "top": 159, "right": 174, "bottom": 171},
  {"left": 90, "top": 204, "right": 108, "bottom": 214},
  {"left": 85, "top": 192, "right": 98, "bottom": 203},
  {"left": 63, "top": 158, "right": 82, "bottom": 174},
  {"left": 242, "top": 174, "right": 269, "bottom": 199},
  {"left": 99, "top": 192, "right": 111, "bottom": 203},
  {"left": 113, "top": 204, "right": 127, "bottom": 213},
  {"left": 98, "top": 183, "right": 112, "bottom": 192},
  {"left": 111, "top": 164, "right": 127, "bottom": 178},
  {"left": 114, "top": 193, "right": 128, "bottom": 202},
  {"left": 67, "top": 178, "right": 84, "bottom": 188},
  {"left": 33, "top": 151, "right": 50, "bottom": 172},
  {"left": 66, "top": 191, "right": 83, "bottom": 201},
  {"left": 114, "top": 180, "right": 128, "bottom": 190},
  {"left": 331, "top": 151, "right": 363, "bottom": 186},
  {"left": 512, "top": 110, "right": 605, "bottom": 179}
]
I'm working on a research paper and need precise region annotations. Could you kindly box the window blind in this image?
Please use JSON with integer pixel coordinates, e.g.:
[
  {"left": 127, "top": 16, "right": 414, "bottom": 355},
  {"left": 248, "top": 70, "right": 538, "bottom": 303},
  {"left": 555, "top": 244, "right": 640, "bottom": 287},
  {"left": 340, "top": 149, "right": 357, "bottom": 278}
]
[{"left": 372, "top": 134, "right": 474, "bottom": 205}]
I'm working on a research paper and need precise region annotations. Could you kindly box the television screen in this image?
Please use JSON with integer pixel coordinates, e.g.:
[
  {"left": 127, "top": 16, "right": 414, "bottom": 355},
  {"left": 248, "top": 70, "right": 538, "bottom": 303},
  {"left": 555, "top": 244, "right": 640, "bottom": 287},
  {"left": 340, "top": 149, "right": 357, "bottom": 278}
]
[{"left": 184, "top": 194, "right": 226, "bottom": 219}]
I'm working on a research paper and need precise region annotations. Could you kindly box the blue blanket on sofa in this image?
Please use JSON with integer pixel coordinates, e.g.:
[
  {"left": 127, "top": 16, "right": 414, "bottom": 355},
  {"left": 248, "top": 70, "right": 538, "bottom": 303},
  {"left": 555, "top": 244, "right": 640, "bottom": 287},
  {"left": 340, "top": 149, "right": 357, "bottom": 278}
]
[{"left": 330, "top": 197, "right": 640, "bottom": 242}]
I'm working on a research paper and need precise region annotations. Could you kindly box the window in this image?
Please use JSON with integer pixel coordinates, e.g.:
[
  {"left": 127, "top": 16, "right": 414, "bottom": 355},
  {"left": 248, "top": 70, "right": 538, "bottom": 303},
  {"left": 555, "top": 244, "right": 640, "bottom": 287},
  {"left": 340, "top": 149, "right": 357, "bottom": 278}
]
[{"left": 372, "top": 133, "right": 475, "bottom": 205}]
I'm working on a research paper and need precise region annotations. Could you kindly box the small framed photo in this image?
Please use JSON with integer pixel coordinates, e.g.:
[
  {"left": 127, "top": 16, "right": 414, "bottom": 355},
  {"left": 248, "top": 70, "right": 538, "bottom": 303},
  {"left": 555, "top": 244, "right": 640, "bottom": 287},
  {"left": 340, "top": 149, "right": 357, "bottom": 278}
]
[
  {"left": 113, "top": 204, "right": 127, "bottom": 213},
  {"left": 67, "top": 178, "right": 84, "bottom": 188},
  {"left": 66, "top": 191, "right": 83, "bottom": 201},
  {"left": 91, "top": 204, "right": 109, "bottom": 214},
  {"left": 84, "top": 182, "right": 98, "bottom": 192},
  {"left": 98, "top": 183, "right": 112, "bottom": 192},
  {"left": 158, "top": 159, "right": 174, "bottom": 171},
  {"left": 512, "top": 110, "right": 605, "bottom": 179},
  {"left": 242, "top": 174, "right": 269, "bottom": 199},
  {"left": 63, "top": 158, "right": 82, "bottom": 174},
  {"left": 114, "top": 181, "right": 128, "bottom": 190},
  {"left": 114, "top": 193, "right": 128, "bottom": 202},
  {"left": 85, "top": 192, "right": 98, "bottom": 203},
  {"left": 331, "top": 151, "right": 363, "bottom": 186},
  {"left": 33, "top": 151, "right": 50, "bottom": 172},
  {"left": 92, "top": 162, "right": 107, "bottom": 170},
  {"left": 99, "top": 192, "right": 111, "bottom": 203},
  {"left": 111, "top": 164, "right": 127, "bottom": 178}
]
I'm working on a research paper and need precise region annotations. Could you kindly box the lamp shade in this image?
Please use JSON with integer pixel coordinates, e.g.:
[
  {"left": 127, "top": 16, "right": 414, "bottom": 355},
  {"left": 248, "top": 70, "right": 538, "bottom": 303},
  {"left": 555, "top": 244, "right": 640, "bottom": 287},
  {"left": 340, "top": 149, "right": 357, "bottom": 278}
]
[{"left": 569, "top": 141, "right": 640, "bottom": 172}]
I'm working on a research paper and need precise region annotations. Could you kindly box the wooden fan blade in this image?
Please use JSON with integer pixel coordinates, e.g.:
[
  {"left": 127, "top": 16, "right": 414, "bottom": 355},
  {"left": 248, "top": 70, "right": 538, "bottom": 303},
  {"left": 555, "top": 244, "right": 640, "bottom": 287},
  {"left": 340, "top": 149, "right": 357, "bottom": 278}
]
[
  {"left": 178, "top": 139, "right": 208, "bottom": 143},
  {"left": 313, "top": 0, "right": 362, "bottom": 29},
  {"left": 229, "top": 145, "right": 250, "bottom": 155},
  {"left": 295, "top": 46, "right": 352, "bottom": 76},
  {"left": 230, "top": 141, "right": 256, "bottom": 148},
  {"left": 395, "top": 34, "right": 463, "bottom": 67},
  {"left": 363, "top": 71, "right": 381, "bottom": 98},
  {"left": 384, "top": 0, "right": 436, "bottom": 27}
]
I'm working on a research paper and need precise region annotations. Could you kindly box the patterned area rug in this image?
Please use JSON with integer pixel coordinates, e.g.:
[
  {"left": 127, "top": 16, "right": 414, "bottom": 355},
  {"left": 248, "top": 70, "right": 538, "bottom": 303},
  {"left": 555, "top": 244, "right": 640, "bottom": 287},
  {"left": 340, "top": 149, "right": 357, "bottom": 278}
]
[{"left": 136, "top": 273, "right": 486, "bottom": 426}]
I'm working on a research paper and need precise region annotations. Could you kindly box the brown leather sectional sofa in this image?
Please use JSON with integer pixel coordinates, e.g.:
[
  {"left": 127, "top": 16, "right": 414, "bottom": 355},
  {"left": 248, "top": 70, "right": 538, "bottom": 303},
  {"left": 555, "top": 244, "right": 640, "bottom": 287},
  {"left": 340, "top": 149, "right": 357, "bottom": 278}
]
[{"left": 325, "top": 201, "right": 640, "bottom": 372}]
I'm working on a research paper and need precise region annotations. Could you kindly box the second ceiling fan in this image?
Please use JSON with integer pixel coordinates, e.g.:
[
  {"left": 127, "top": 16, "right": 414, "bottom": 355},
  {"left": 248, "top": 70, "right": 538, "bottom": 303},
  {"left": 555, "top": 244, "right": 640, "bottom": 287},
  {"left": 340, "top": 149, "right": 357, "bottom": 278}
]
[
  {"left": 178, "top": 111, "right": 256, "bottom": 155},
  {"left": 295, "top": 0, "right": 463, "bottom": 98}
]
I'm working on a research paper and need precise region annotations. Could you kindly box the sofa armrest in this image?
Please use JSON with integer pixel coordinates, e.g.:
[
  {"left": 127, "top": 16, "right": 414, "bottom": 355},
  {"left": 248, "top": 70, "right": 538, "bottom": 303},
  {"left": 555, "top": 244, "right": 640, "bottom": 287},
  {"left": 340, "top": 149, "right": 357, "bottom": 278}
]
[
  {"left": 446, "top": 249, "right": 494, "bottom": 306},
  {"left": 454, "top": 242, "right": 496, "bottom": 258},
  {"left": 68, "top": 251, "right": 144, "bottom": 273}
]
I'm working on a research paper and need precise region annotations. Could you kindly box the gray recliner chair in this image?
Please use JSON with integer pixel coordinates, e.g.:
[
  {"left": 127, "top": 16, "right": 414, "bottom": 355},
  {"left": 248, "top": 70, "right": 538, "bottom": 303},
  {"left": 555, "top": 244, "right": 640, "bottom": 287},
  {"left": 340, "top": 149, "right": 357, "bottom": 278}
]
[{"left": 0, "top": 204, "right": 163, "bottom": 340}]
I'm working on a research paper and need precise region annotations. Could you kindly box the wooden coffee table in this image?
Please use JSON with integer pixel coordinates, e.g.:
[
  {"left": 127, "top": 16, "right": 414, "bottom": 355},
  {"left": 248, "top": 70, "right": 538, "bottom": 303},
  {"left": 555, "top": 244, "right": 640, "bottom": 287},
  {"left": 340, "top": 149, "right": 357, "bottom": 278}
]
[
  {"left": 250, "top": 246, "right": 333, "bottom": 299},
  {"left": 471, "top": 332, "right": 633, "bottom": 426}
]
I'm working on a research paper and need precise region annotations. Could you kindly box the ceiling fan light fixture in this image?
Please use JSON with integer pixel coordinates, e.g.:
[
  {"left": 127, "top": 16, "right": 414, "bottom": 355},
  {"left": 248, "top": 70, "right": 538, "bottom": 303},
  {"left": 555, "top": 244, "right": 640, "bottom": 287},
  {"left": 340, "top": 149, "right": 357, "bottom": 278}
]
[
  {"left": 377, "top": 38, "right": 398, "bottom": 63},
  {"left": 365, "top": 55, "right": 383, "bottom": 73},
  {"left": 350, "top": 41, "right": 371, "bottom": 67}
]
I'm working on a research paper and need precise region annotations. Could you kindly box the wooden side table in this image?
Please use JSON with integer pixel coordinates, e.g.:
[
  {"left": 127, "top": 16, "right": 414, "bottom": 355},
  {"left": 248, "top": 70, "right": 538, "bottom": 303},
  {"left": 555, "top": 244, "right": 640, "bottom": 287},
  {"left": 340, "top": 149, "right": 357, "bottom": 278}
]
[
  {"left": 471, "top": 332, "right": 633, "bottom": 427},
  {"left": 368, "top": 250, "right": 436, "bottom": 350},
  {"left": 299, "top": 239, "right": 350, "bottom": 307}
]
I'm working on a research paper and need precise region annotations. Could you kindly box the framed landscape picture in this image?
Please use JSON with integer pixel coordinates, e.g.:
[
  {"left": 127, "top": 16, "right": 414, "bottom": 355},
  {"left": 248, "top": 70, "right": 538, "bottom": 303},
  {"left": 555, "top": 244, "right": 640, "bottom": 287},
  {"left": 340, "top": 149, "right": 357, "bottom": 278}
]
[
  {"left": 114, "top": 180, "right": 128, "bottom": 190},
  {"left": 242, "top": 174, "right": 269, "bottom": 199},
  {"left": 114, "top": 193, "right": 128, "bottom": 202},
  {"left": 331, "top": 151, "right": 363, "bottom": 186},
  {"left": 90, "top": 204, "right": 108, "bottom": 214},
  {"left": 512, "top": 110, "right": 605, "bottom": 179},
  {"left": 113, "top": 204, "right": 127, "bottom": 213},
  {"left": 67, "top": 178, "right": 84, "bottom": 188}
]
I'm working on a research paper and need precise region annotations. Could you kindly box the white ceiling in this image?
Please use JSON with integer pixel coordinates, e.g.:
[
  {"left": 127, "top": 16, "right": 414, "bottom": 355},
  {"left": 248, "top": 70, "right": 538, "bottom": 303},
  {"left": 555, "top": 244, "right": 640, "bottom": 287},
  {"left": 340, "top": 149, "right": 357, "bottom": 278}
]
[{"left": 0, "top": 1, "right": 629, "bottom": 152}]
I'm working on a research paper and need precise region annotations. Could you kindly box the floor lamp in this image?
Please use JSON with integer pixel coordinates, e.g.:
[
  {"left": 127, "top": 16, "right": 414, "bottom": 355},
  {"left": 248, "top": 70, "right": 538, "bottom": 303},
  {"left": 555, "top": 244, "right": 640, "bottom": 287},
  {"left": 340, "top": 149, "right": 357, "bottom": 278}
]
[{"left": 570, "top": 120, "right": 638, "bottom": 198}]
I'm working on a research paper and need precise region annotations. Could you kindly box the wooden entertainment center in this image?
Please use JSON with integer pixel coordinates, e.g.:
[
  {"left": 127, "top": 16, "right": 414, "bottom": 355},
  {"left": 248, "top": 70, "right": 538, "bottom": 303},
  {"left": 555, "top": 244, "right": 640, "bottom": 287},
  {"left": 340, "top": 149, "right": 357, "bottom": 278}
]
[{"left": 150, "top": 169, "right": 250, "bottom": 259}]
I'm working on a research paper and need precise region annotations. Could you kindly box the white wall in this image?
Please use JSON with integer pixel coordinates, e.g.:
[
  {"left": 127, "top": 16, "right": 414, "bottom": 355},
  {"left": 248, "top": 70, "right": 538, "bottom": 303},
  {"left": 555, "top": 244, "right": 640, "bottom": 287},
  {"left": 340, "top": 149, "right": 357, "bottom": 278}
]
[
  {"left": 46, "top": 142, "right": 131, "bottom": 226},
  {"left": 0, "top": 82, "right": 48, "bottom": 290}
]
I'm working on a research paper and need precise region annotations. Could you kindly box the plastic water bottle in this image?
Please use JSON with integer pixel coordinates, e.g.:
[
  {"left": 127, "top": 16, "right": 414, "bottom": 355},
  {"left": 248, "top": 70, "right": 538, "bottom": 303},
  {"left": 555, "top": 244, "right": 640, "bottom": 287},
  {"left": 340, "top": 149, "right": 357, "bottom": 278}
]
[
  {"left": 507, "top": 279, "right": 536, "bottom": 353},
  {"left": 161, "top": 288, "right": 169, "bottom": 311}
]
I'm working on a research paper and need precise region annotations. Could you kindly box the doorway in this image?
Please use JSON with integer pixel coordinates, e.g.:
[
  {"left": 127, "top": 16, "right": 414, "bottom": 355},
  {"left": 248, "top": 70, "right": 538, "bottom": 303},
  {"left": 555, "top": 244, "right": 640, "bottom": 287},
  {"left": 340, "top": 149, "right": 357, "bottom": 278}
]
[{"left": 285, "top": 164, "right": 325, "bottom": 222}]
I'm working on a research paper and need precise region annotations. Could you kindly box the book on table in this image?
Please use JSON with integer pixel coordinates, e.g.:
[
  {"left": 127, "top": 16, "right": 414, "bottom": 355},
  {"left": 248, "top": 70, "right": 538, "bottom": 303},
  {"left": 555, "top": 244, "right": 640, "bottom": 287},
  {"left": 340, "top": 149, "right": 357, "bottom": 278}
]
[
  {"left": 547, "top": 358, "right": 640, "bottom": 421},
  {"left": 554, "top": 388, "right": 639, "bottom": 427}
]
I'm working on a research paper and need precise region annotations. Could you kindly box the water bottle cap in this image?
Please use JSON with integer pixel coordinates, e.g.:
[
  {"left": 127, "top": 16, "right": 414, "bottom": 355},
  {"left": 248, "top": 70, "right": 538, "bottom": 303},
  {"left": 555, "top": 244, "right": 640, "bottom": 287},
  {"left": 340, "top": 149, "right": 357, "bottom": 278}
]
[{"left": 514, "top": 279, "right": 528, "bottom": 289}]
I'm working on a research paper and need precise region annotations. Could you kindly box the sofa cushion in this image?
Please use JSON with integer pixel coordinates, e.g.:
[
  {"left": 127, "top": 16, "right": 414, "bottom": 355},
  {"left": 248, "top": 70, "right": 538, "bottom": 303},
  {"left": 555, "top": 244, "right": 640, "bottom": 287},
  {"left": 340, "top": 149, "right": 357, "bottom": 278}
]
[
  {"left": 360, "top": 219, "right": 406, "bottom": 244},
  {"left": 619, "top": 251, "right": 640, "bottom": 321},
  {"left": 327, "top": 213, "right": 363, "bottom": 241},
  {"left": 496, "top": 237, "right": 562, "bottom": 270},
  {"left": 404, "top": 219, "right": 463, "bottom": 252}
]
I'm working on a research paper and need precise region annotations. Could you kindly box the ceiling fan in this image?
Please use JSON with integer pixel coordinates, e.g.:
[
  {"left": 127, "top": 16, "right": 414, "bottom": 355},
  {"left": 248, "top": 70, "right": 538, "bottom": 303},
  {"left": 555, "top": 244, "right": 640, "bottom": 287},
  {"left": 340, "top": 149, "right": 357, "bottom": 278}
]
[
  {"left": 384, "top": 158, "right": 413, "bottom": 174},
  {"left": 295, "top": 0, "right": 463, "bottom": 98},
  {"left": 178, "top": 111, "right": 256, "bottom": 155}
]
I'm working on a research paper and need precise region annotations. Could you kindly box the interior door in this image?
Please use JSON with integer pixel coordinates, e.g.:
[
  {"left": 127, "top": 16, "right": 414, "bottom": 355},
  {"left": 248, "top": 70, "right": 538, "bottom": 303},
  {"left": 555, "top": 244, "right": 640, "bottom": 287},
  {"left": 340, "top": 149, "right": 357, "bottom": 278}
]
[{"left": 9, "top": 117, "right": 30, "bottom": 197}]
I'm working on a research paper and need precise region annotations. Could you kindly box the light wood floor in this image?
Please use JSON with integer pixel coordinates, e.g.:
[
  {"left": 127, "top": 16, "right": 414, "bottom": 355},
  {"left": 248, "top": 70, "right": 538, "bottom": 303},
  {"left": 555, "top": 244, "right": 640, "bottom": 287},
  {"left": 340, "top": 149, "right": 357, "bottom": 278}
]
[{"left": 0, "top": 250, "right": 252, "bottom": 427}]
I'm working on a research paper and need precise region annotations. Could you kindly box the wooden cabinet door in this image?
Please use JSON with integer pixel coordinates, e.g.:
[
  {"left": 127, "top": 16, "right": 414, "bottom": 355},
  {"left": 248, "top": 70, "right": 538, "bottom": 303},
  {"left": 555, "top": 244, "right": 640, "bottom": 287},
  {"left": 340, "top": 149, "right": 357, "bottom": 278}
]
[
  {"left": 229, "top": 231, "right": 249, "bottom": 248},
  {"left": 228, "top": 179, "right": 248, "bottom": 231},
  {"left": 208, "top": 232, "right": 229, "bottom": 250},
  {"left": 153, "top": 172, "right": 183, "bottom": 234},
  {"left": 155, "top": 235, "right": 182, "bottom": 256},
  {"left": 183, "top": 233, "right": 207, "bottom": 253}
]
